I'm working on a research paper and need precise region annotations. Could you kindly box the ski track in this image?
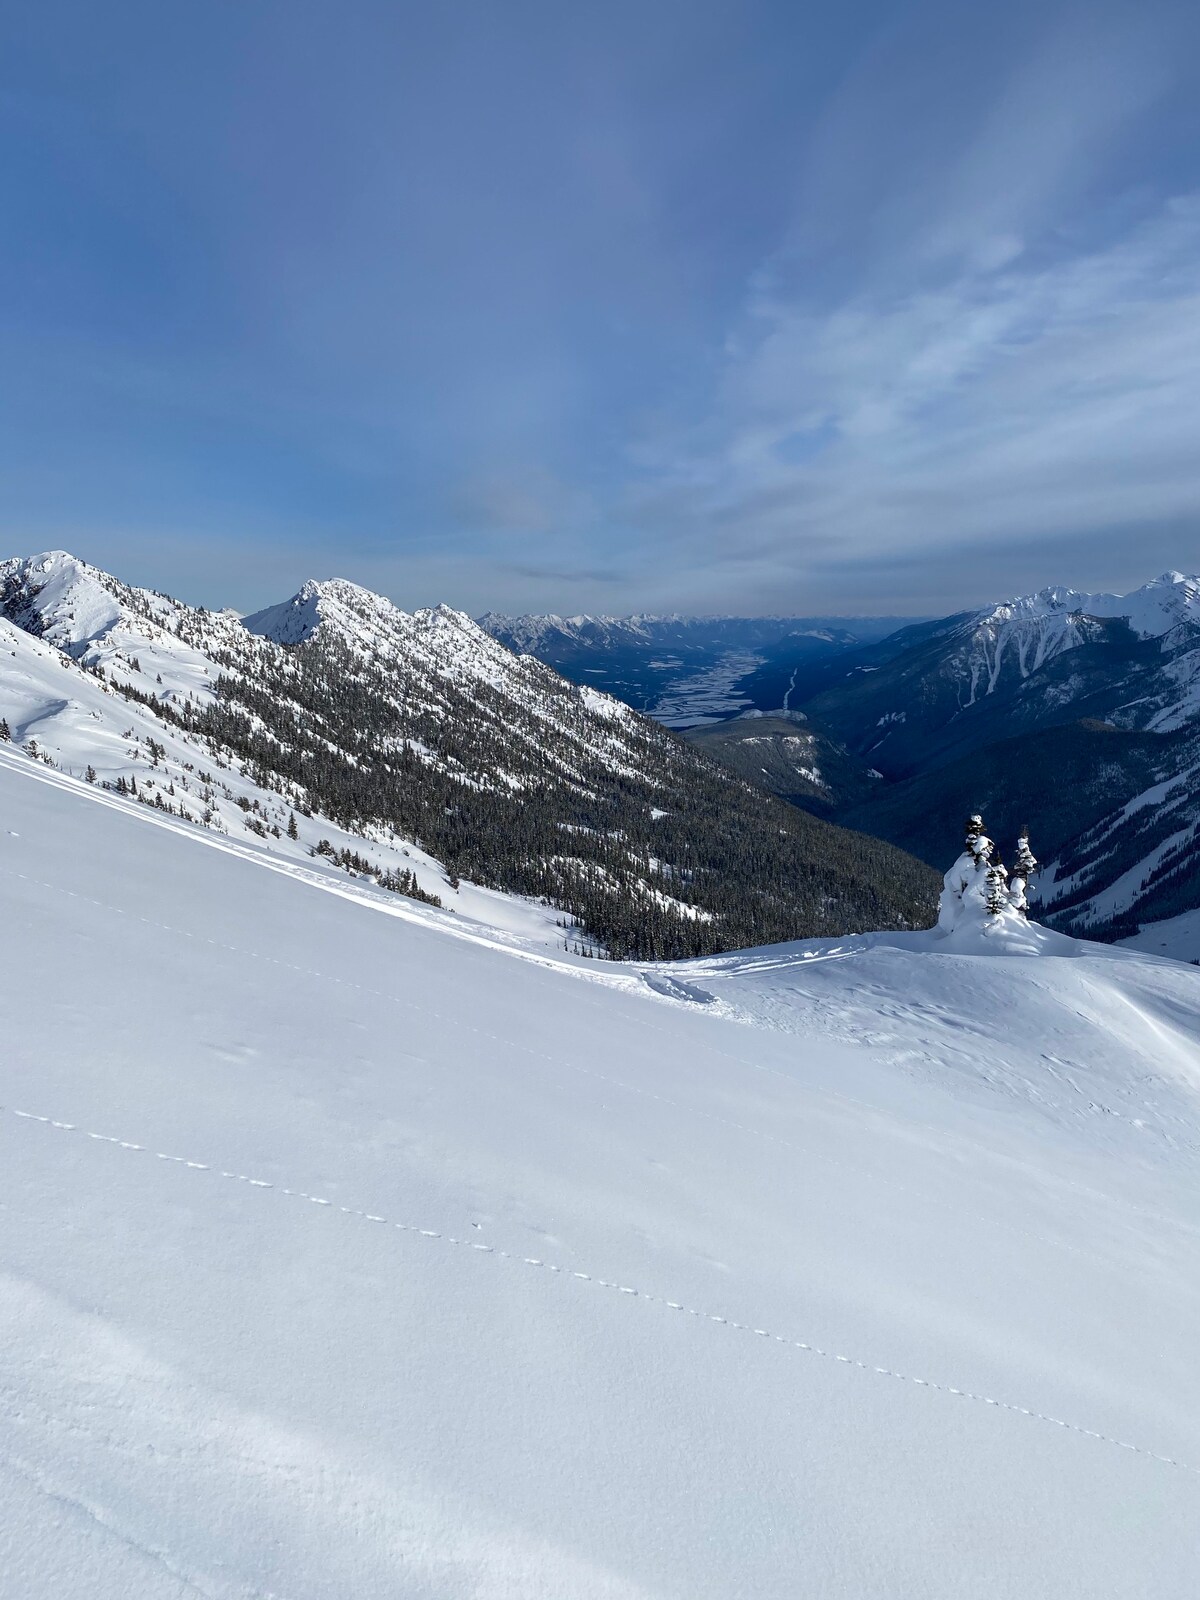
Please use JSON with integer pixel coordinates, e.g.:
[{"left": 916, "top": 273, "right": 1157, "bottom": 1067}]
[
  {"left": 2, "top": 1104, "right": 1193, "bottom": 1481},
  {"left": 2, "top": 863, "right": 1176, "bottom": 1275}
]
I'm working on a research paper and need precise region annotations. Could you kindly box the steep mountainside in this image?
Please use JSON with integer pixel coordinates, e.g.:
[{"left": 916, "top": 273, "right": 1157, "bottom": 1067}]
[
  {"left": 0, "top": 552, "right": 937, "bottom": 958},
  {"left": 780, "top": 573, "right": 1200, "bottom": 947},
  {"left": 663, "top": 573, "right": 1200, "bottom": 951},
  {"left": 791, "top": 572, "right": 1200, "bottom": 779},
  {"left": 683, "top": 710, "right": 883, "bottom": 819},
  {"left": 839, "top": 721, "right": 1171, "bottom": 872}
]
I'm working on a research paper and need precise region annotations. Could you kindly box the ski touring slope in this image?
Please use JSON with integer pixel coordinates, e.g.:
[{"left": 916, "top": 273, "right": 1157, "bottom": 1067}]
[{"left": 2, "top": 748, "right": 1199, "bottom": 1598}]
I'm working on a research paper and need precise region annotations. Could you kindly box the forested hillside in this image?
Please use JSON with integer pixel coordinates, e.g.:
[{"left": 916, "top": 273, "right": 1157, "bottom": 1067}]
[{"left": 0, "top": 553, "right": 938, "bottom": 959}]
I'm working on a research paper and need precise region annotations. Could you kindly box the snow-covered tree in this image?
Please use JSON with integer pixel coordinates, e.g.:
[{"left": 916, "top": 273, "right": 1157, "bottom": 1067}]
[
  {"left": 964, "top": 813, "right": 986, "bottom": 862},
  {"left": 985, "top": 857, "right": 1009, "bottom": 917},
  {"left": 937, "top": 814, "right": 997, "bottom": 934},
  {"left": 1008, "top": 831, "right": 1038, "bottom": 915}
]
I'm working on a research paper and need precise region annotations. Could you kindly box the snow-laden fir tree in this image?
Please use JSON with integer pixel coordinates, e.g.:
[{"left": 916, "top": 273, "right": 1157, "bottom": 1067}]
[
  {"left": 936, "top": 814, "right": 997, "bottom": 934},
  {"left": 985, "top": 857, "right": 1010, "bottom": 917},
  {"left": 964, "top": 813, "right": 986, "bottom": 862},
  {"left": 1008, "top": 830, "right": 1038, "bottom": 915}
]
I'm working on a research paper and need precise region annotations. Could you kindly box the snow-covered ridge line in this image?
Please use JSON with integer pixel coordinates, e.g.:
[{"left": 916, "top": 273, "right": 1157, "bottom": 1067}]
[
  {"left": 0, "top": 551, "right": 599, "bottom": 952},
  {"left": 977, "top": 571, "right": 1200, "bottom": 640},
  {"left": 0, "top": 547, "right": 940, "bottom": 958}
]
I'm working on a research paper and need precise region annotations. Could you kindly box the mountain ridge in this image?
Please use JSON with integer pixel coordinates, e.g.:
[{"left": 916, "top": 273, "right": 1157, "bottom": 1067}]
[{"left": 0, "top": 549, "right": 937, "bottom": 959}]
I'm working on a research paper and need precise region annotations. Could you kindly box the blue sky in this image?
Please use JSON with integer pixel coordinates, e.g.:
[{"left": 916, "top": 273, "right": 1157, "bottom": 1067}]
[{"left": 2, "top": 0, "right": 1199, "bottom": 616}]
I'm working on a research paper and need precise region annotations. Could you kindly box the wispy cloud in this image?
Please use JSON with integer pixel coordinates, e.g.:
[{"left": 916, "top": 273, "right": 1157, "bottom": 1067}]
[
  {"left": 629, "top": 12, "right": 1200, "bottom": 609},
  {"left": 5, "top": 3, "right": 1200, "bottom": 615}
]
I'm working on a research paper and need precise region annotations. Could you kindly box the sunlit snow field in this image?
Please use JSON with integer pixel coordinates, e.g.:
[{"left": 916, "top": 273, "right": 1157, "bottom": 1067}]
[{"left": 1, "top": 749, "right": 1198, "bottom": 1598}]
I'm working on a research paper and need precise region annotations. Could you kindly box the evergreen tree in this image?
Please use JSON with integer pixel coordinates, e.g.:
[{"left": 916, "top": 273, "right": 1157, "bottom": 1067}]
[
  {"left": 965, "top": 813, "right": 990, "bottom": 866},
  {"left": 287, "top": 810, "right": 299, "bottom": 840},
  {"left": 985, "top": 856, "right": 1009, "bottom": 916},
  {"left": 0, "top": 717, "right": 9, "bottom": 741},
  {"left": 1008, "top": 830, "right": 1038, "bottom": 915},
  {"left": 937, "top": 814, "right": 997, "bottom": 934}
]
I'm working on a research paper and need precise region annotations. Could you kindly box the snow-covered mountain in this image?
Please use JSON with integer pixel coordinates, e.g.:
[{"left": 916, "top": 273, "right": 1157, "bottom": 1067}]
[
  {"left": 477, "top": 611, "right": 829, "bottom": 654},
  {"left": 763, "top": 570, "right": 1200, "bottom": 950},
  {"left": 789, "top": 570, "right": 1200, "bottom": 773},
  {"left": 2, "top": 746, "right": 1198, "bottom": 1597},
  {"left": 985, "top": 570, "right": 1200, "bottom": 639},
  {"left": 0, "top": 551, "right": 548, "bottom": 934},
  {"left": 0, "top": 551, "right": 936, "bottom": 958}
]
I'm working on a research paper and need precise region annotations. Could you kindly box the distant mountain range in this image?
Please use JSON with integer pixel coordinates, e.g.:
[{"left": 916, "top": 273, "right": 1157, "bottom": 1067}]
[
  {"left": 0, "top": 552, "right": 936, "bottom": 959},
  {"left": 478, "top": 611, "right": 917, "bottom": 727},
  {"left": 7, "top": 553, "right": 1195, "bottom": 953},
  {"left": 494, "top": 575, "right": 1200, "bottom": 952}
]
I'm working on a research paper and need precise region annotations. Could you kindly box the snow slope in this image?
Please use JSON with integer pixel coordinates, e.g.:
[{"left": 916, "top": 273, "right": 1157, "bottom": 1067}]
[
  {"left": 0, "top": 607, "right": 569, "bottom": 949},
  {"left": 2, "top": 748, "right": 1198, "bottom": 1597},
  {"left": 1119, "top": 907, "right": 1200, "bottom": 964},
  {"left": 0, "top": 553, "right": 624, "bottom": 950}
]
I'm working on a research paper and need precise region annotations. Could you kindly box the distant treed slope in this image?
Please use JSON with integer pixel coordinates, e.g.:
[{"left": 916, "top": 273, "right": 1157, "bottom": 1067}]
[
  {"left": 683, "top": 712, "right": 883, "bottom": 819},
  {"left": 0, "top": 554, "right": 938, "bottom": 959},
  {"left": 839, "top": 722, "right": 1171, "bottom": 869},
  {"left": 790, "top": 573, "right": 1200, "bottom": 779},
  {"left": 777, "top": 572, "right": 1200, "bottom": 943},
  {"left": 228, "top": 582, "right": 938, "bottom": 958},
  {"left": 1036, "top": 756, "right": 1200, "bottom": 939},
  {"left": 669, "top": 573, "right": 1200, "bottom": 947}
]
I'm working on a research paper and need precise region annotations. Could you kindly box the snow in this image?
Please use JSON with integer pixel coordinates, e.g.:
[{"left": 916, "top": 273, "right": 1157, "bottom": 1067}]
[
  {"left": 243, "top": 576, "right": 654, "bottom": 782},
  {"left": 241, "top": 578, "right": 326, "bottom": 644},
  {"left": 0, "top": 613, "right": 573, "bottom": 953},
  {"left": 578, "top": 683, "right": 631, "bottom": 721},
  {"left": 1118, "top": 908, "right": 1200, "bottom": 964},
  {"left": 4, "top": 551, "right": 717, "bottom": 952},
  {"left": 2, "top": 751, "right": 1199, "bottom": 1597},
  {"left": 939, "top": 569, "right": 1200, "bottom": 716},
  {"left": 983, "top": 570, "right": 1200, "bottom": 641}
]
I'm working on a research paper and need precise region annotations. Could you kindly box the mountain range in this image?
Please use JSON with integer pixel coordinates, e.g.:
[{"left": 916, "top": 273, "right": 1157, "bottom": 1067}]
[
  {"left": 498, "top": 574, "right": 1200, "bottom": 954},
  {"left": 0, "top": 551, "right": 935, "bottom": 960},
  {"left": 4, "top": 553, "right": 1200, "bottom": 1596},
  {"left": 479, "top": 611, "right": 917, "bottom": 727}
]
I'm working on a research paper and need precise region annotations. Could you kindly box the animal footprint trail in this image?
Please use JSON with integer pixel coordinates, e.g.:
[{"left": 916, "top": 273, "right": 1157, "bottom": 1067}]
[{"left": 2, "top": 1101, "right": 1194, "bottom": 1480}]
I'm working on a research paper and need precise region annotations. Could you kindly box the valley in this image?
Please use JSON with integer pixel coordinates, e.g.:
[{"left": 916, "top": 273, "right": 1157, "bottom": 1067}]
[{"left": 502, "top": 574, "right": 1200, "bottom": 957}]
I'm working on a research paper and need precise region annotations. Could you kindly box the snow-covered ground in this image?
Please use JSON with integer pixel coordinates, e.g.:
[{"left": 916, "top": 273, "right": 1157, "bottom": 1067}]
[
  {"left": 1119, "top": 907, "right": 1200, "bottom": 964},
  {"left": 0, "top": 575, "right": 576, "bottom": 954},
  {"left": 2, "top": 748, "right": 1199, "bottom": 1598}
]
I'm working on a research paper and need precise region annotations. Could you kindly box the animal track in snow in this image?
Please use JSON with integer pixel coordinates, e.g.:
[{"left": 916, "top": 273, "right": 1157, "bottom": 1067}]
[
  {"left": 2, "top": 1100, "right": 1195, "bottom": 1480},
  {"left": 2, "top": 863, "right": 1170, "bottom": 1273}
]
